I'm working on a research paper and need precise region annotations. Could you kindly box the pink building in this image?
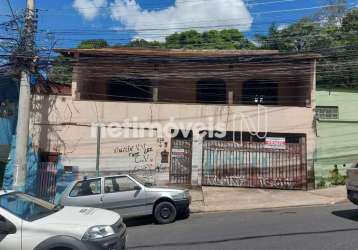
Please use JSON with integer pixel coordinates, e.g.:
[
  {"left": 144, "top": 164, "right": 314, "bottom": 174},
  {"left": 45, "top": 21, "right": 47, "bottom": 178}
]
[{"left": 31, "top": 48, "right": 319, "bottom": 190}]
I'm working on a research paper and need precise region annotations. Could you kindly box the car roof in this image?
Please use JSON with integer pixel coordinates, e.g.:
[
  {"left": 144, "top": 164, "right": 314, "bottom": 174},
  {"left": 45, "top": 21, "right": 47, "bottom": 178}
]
[{"left": 80, "top": 174, "right": 130, "bottom": 181}]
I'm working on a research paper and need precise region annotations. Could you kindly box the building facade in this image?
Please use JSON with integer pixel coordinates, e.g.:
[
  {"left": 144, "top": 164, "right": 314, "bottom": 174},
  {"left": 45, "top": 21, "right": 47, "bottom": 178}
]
[
  {"left": 30, "top": 48, "right": 318, "bottom": 190},
  {"left": 315, "top": 88, "right": 358, "bottom": 186},
  {"left": 0, "top": 74, "right": 18, "bottom": 187}
]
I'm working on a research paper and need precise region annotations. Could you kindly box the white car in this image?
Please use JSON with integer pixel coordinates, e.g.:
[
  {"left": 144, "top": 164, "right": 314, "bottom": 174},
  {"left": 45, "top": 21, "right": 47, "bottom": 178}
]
[
  {"left": 0, "top": 190, "right": 126, "bottom": 250},
  {"left": 61, "top": 174, "right": 191, "bottom": 224}
]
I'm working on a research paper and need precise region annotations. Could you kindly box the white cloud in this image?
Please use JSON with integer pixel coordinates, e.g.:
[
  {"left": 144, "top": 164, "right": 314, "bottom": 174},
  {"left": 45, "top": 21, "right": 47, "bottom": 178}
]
[
  {"left": 73, "top": 0, "right": 107, "bottom": 20},
  {"left": 277, "top": 24, "right": 288, "bottom": 31},
  {"left": 109, "top": 0, "right": 253, "bottom": 41}
]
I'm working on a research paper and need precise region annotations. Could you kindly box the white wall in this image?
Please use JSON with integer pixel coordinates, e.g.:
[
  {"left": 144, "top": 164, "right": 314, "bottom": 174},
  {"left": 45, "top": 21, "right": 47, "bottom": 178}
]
[{"left": 31, "top": 95, "right": 316, "bottom": 185}]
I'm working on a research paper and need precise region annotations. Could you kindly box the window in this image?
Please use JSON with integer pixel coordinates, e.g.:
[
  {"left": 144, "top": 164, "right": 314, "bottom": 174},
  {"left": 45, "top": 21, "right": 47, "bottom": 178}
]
[
  {"left": 70, "top": 179, "right": 101, "bottom": 197},
  {"left": 316, "top": 106, "right": 339, "bottom": 120},
  {"left": 242, "top": 79, "right": 278, "bottom": 105},
  {"left": 196, "top": 79, "right": 227, "bottom": 104},
  {"left": 104, "top": 176, "right": 137, "bottom": 193},
  {"left": 107, "top": 78, "right": 152, "bottom": 102},
  {"left": 0, "top": 192, "right": 58, "bottom": 221}
]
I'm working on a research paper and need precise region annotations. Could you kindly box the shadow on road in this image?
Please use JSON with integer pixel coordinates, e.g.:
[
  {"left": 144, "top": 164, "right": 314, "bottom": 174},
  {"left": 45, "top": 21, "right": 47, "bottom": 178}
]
[
  {"left": 124, "top": 216, "right": 155, "bottom": 227},
  {"left": 332, "top": 209, "right": 358, "bottom": 221},
  {"left": 124, "top": 214, "right": 190, "bottom": 227},
  {"left": 127, "top": 227, "right": 358, "bottom": 249}
]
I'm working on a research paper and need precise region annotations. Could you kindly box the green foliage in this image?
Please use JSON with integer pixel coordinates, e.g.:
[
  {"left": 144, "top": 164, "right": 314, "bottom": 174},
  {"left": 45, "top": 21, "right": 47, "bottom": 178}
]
[
  {"left": 126, "top": 29, "right": 256, "bottom": 50},
  {"left": 125, "top": 39, "right": 163, "bottom": 48},
  {"left": 341, "top": 8, "right": 358, "bottom": 46},
  {"left": 50, "top": 39, "right": 109, "bottom": 84},
  {"left": 329, "top": 165, "right": 346, "bottom": 185},
  {"left": 256, "top": 19, "right": 337, "bottom": 52},
  {"left": 257, "top": 7, "right": 358, "bottom": 89},
  {"left": 48, "top": 56, "right": 73, "bottom": 85},
  {"left": 314, "top": 0, "right": 347, "bottom": 25},
  {"left": 316, "top": 177, "right": 327, "bottom": 189},
  {"left": 78, "top": 39, "right": 109, "bottom": 49}
]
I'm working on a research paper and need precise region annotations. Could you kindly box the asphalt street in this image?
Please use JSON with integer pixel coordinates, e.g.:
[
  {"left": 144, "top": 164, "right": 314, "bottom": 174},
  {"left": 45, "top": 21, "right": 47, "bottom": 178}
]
[{"left": 125, "top": 203, "right": 358, "bottom": 250}]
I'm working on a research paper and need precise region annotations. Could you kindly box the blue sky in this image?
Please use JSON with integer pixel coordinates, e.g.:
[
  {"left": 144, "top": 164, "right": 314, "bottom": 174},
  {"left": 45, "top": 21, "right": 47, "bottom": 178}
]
[{"left": 1, "top": 0, "right": 357, "bottom": 48}]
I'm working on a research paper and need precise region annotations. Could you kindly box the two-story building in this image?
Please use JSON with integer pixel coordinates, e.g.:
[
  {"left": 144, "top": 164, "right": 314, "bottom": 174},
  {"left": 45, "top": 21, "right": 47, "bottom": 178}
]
[{"left": 30, "top": 48, "right": 319, "bottom": 191}]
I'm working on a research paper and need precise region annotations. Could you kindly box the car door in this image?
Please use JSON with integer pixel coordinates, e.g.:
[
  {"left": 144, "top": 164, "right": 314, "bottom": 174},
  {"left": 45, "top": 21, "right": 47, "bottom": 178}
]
[
  {"left": 0, "top": 210, "right": 21, "bottom": 250},
  {"left": 102, "top": 176, "right": 148, "bottom": 217},
  {"left": 65, "top": 178, "right": 104, "bottom": 208}
]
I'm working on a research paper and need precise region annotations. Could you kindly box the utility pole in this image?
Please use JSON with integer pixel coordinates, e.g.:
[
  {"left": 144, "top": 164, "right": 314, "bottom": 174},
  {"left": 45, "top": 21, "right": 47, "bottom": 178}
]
[
  {"left": 95, "top": 125, "right": 101, "bottom": 177},
  {"left": 13, "top": 0, "right": 36, "bottom": 191}
]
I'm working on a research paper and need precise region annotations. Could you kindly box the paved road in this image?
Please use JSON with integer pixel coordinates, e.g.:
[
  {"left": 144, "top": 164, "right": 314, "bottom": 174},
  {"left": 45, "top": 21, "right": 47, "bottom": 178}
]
[{"left": 125, "top": 203, "right": 358, "bottom": 250}]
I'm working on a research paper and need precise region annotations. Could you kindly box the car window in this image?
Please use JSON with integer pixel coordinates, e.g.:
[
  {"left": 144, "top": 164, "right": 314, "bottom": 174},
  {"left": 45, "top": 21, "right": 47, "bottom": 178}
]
[
  {"left": 104, "top": 177, "right": 137, "bottom": 193},
  {"left": 0, "top": 214, "right": 6, "bottom": 222},
  {"left": 70, "top": 179, "right": 101, "bottom": 197},
  {"left": 0, "top": 193, "right": 58, "bottom": 221}
]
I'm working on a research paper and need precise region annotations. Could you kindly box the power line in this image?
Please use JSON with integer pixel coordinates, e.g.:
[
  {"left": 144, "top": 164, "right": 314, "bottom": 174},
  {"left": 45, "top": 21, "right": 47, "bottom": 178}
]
[{"left": 40, "top": 0, "right": 301, "bottom": 12}]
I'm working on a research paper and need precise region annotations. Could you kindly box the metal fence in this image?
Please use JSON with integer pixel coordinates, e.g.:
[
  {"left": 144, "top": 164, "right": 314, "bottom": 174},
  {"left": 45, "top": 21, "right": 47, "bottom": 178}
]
[
  {"left": 170, "top": 139, "right": 192, "bottom": 185},
  {"left": 36, "top": 162, "right": 57, "bottom": 203},
  {"left": 202, "top": 139, "right": 307, "bottom": 190}
]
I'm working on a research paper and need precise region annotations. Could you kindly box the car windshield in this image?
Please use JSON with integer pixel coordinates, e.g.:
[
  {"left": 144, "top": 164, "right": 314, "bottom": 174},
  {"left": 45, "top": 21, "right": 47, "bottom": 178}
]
[{"left": 0, "top": 192, "right": 60, "bottom": 221}]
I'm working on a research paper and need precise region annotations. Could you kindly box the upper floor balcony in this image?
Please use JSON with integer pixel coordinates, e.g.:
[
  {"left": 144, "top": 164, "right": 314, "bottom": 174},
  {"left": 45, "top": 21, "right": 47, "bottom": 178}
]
[{"left": 56, "top": 48, "right": 319, "bottom": 108}]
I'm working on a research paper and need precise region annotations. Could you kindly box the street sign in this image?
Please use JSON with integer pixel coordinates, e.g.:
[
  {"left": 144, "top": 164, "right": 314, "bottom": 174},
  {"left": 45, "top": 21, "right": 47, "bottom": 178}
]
[{"left": 264, "top": 137, "right": 286, "bottom": 150}]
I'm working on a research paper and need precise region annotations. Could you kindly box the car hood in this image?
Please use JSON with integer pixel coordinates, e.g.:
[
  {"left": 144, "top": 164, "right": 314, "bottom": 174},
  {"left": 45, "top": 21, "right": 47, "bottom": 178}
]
[{"left": 37, "top": 206, "right": 120, "bottom": 227}]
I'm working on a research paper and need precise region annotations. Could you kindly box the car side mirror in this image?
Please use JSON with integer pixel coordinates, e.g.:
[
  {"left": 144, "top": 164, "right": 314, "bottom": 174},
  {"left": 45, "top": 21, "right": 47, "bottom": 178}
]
[
  {"left": 0, "top": 220, "right": 16, "bottom": 234},
  {"left": 133, "top": 185, "right": 141, "bottom": 191}
]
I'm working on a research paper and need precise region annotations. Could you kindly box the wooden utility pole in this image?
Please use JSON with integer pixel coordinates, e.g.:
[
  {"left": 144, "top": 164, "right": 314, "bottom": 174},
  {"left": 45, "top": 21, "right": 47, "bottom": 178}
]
[{"left": 13, "top": 0, "right": 36, "bottom": 191}]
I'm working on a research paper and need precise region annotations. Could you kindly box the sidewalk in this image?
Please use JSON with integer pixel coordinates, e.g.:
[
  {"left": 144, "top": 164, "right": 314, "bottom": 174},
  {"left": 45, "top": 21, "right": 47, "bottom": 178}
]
[{"left": 190, "top": 185, "right": 347, "bottom": 213}]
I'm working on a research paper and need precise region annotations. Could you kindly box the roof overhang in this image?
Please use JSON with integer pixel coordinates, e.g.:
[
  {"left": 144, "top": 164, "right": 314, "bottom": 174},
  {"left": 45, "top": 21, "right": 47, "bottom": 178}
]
[{"left": 54, "top": 48, "right": 320, "bottom": 61}]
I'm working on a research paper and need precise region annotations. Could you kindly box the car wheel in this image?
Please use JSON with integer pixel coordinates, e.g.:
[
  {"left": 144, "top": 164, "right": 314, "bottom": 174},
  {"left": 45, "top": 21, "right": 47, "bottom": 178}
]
[{"left": 154, "top": 201, "right": 177, "bottom": 224}]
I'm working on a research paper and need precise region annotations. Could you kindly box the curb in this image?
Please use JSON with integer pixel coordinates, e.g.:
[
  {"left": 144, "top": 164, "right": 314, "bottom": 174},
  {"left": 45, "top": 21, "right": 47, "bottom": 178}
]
[{"left": 190, "top": 198, "right": 349, "bottom": 214}]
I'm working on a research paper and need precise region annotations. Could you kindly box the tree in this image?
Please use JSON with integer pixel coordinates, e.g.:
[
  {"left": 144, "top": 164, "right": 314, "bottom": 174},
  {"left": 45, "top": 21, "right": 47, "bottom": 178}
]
[
  {"left": 314, "top": 0, "right": 347, "bottom": 25},
  {"left": 340, "top": 8, "right": 358, "bottom": 46},
  {"left": 78, "top": 39, "right": 109, "bottom": 49},
  {"left": 125, "top": 29, "right": 256, "bottom": 50},
  {"left": 255, "top": 7, "right": 358, "bottom": 88},
  {"left": 124, "top": 39, "right": 163, "bottom": 48},
  {"left": 256, "top": 19, "right": 336, "bottom": 53},
  {"left": 255, "top": 23, "right": 281, "bottom": 50},
  {"left": 48, "top": 56, "right": 73, "bottom": 85},
  {"left": 48, "top": 39, "right": 110, "bottom": 84},
  {"left": 333, "top": 8, "right": 358, "bottom": 88}
]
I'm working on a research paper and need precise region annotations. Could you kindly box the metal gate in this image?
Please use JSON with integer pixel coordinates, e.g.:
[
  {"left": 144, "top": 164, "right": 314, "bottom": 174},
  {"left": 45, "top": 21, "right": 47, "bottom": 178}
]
[
  {"left": 170, "top": 139, "right": 192, "bottom": 185},
  {"left": 36, "top": 163, "right": 57, "bottom": 203},
  {"left": 202, "top": 139, "right": 307, "bottom": 190}
]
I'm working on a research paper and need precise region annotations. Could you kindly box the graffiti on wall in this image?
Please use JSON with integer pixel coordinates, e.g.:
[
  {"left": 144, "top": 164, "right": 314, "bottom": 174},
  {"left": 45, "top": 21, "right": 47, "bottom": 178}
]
[
  {"left": 203, "top": 175, "right": 296, "bottom": 189},
  {"left": 114, "top": 143, "right": 155, "bottom": 168},
  {"left": 111, "top": 139, "right": 171, "bottom": 184},
  {"left": 203, "top": 175, "right": 248, "bottom": 187}
]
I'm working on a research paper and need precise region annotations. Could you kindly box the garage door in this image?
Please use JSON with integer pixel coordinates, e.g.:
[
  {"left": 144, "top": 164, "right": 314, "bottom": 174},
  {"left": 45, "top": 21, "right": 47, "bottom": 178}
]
[{"left": 202, "top": 137, "right": 307, "bottom": 190}]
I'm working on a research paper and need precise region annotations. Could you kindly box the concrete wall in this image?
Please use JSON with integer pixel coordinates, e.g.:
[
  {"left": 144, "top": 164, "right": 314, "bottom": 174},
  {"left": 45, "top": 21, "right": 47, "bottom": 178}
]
[
  {"left": 30, "top": 95, "right": 316, "bottom": 186},
  {"left": 315, "top": 89, "right": 358, "bottom": 185}
]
